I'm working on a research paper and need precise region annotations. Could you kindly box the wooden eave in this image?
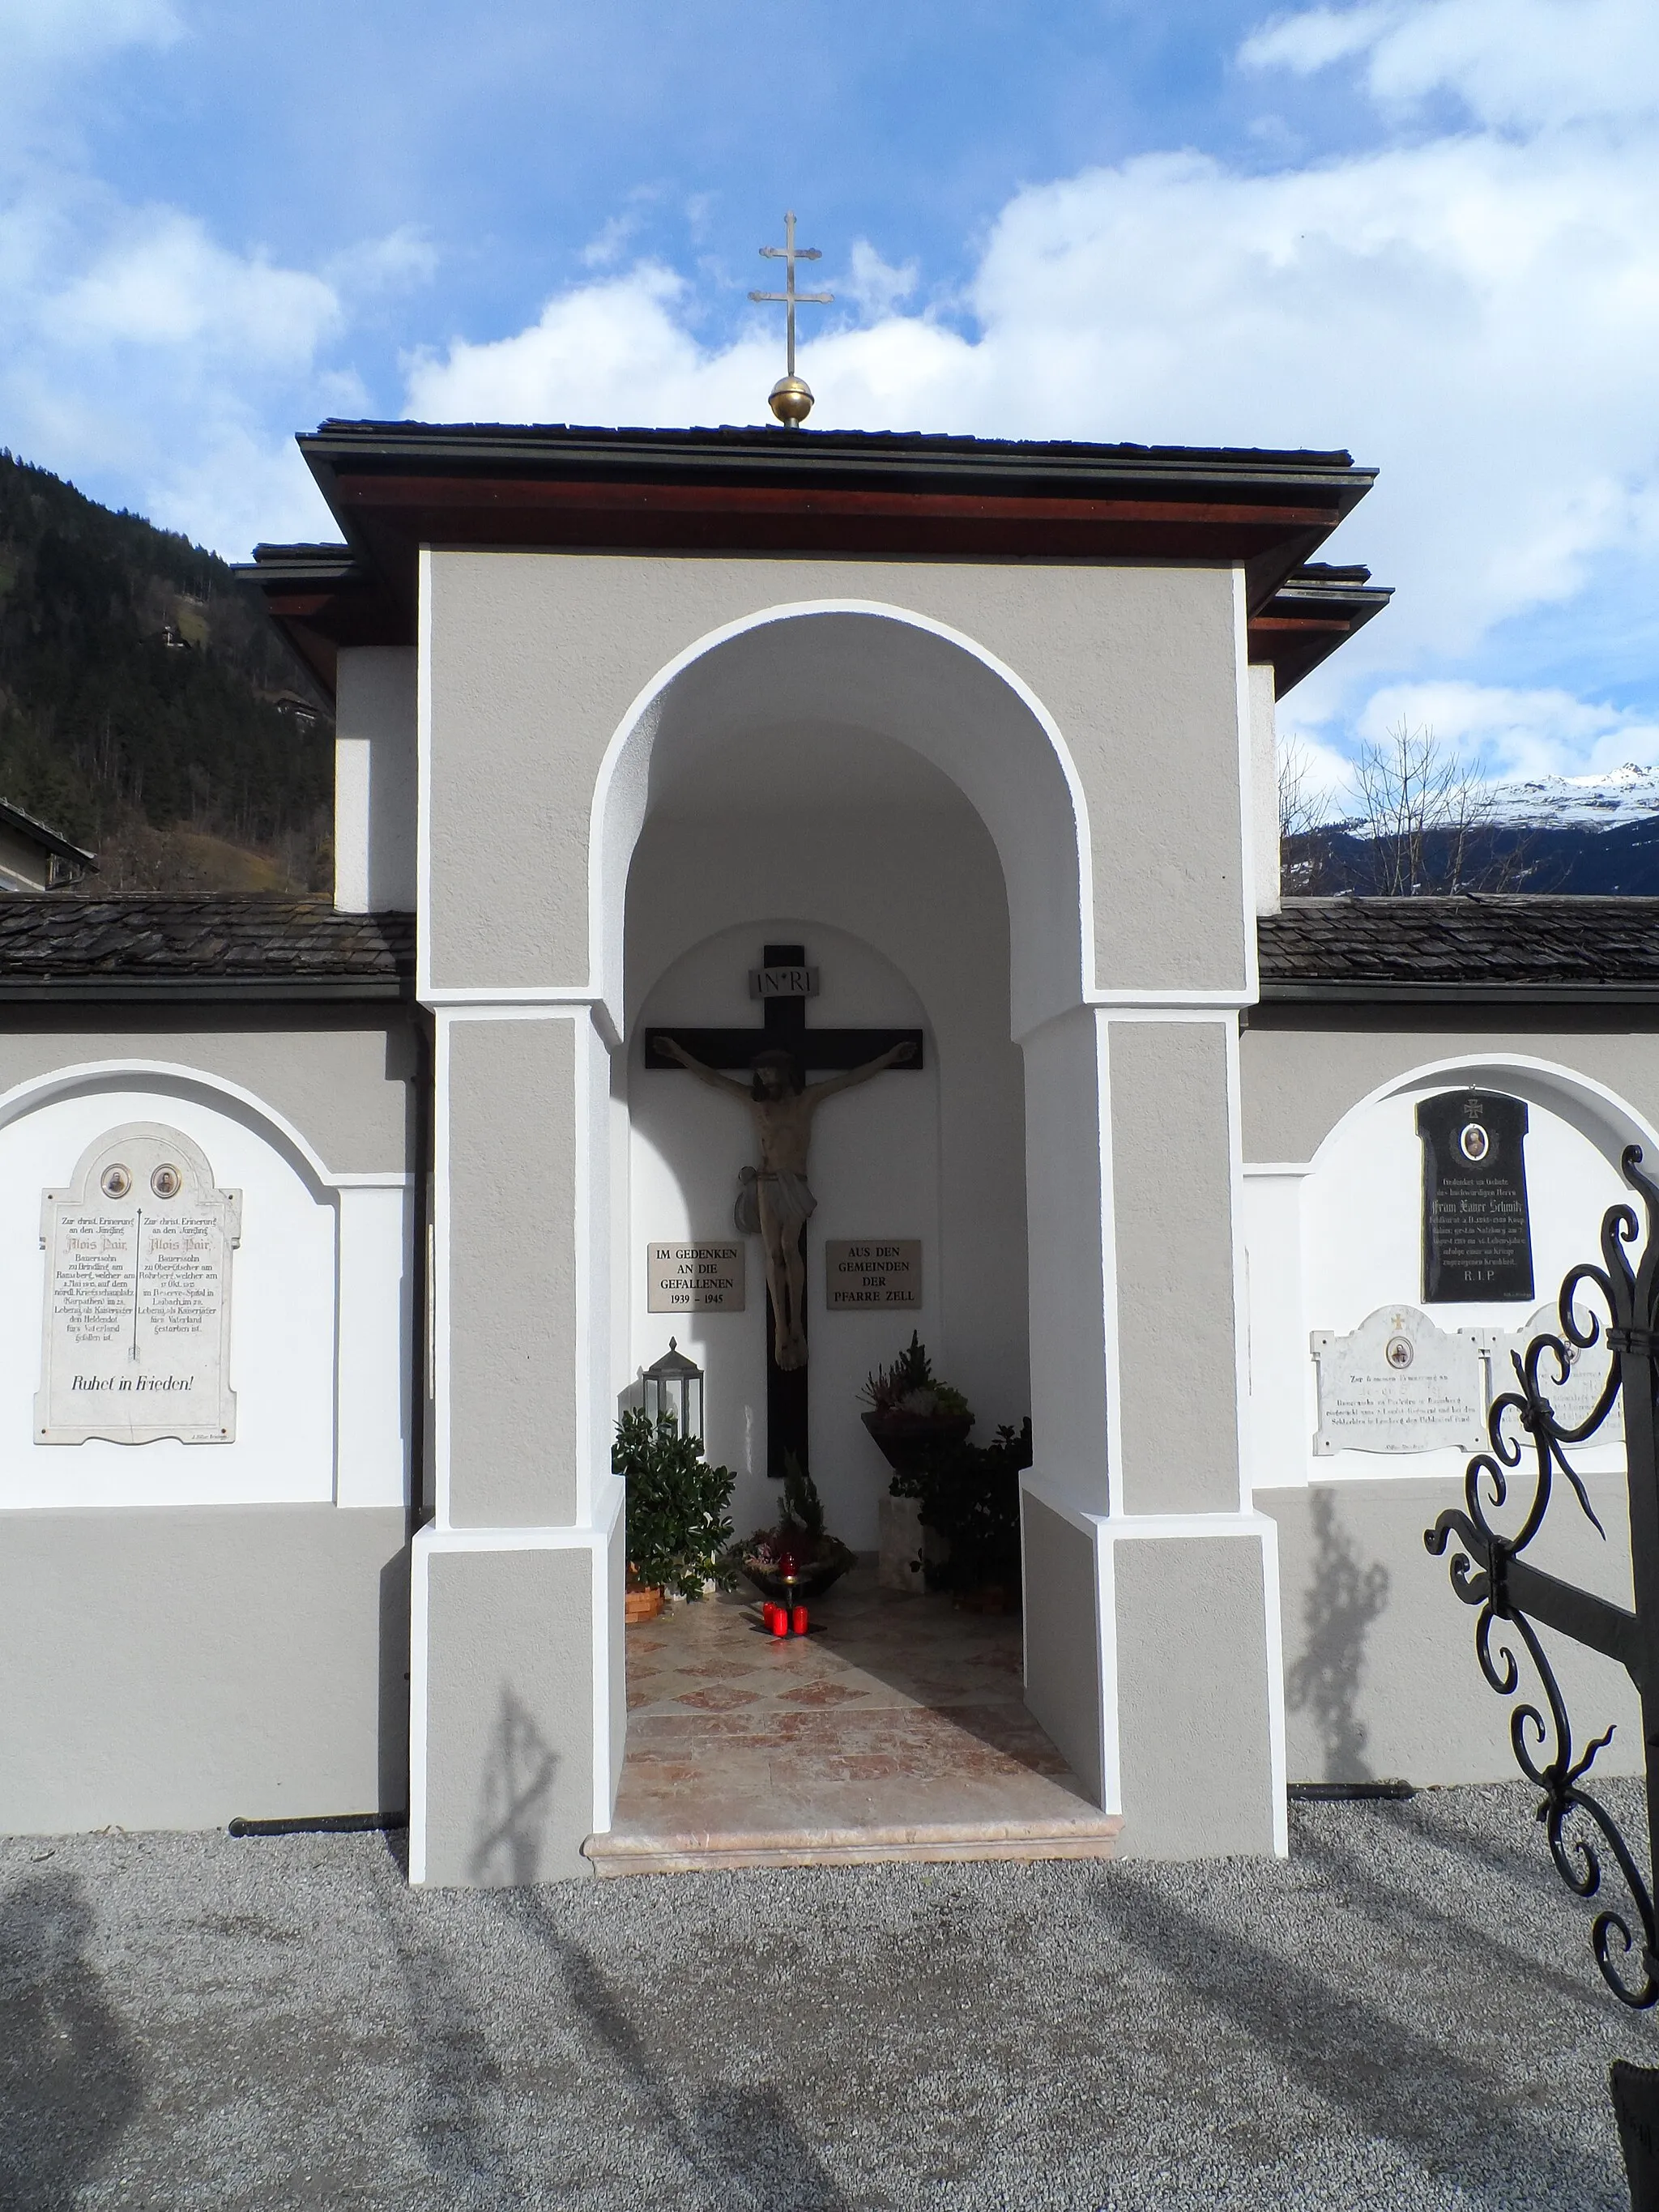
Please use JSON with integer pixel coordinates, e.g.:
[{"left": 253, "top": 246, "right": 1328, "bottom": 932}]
[{"left": 241, "top": 423, "right": 1384, "bottom": 698}]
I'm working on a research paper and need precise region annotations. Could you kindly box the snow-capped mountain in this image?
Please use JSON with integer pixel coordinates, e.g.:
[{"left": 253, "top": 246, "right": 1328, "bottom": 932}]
[{"left": 1479, "top": 765, "right": 1659, "bottom": 832}]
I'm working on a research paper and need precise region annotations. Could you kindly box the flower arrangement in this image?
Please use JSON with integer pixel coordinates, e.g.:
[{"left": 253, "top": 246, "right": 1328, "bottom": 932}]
[
  {"left": 890, "top": 1417, "right": 1032, "bottom": 1609},
  {"left": 727, "top": 1455, "right": 856, "bottom": 1602},
  {"left": 859, "top": 1332, "right": 972, "bottom": 1423},
  {"left": 612, "top": 1408, "right": 738, "bottom": 1602}
]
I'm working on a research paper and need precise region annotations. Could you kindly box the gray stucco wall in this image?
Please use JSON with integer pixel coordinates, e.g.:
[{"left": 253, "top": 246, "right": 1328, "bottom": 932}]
[
  {"left": 1021, "top": 1492, "right": 1103, "bottom": 1801},
  {"left": 421, "top": 1545, "right": 595, "bottom": 1885},
  {"left": 0, "top": 1015, "right": 419, "bottom": 1176},
  {"left": 1110, "top": 1019, "right": 1242, "bottom": 1514},
  {"left": 1262, "top": 1474, "right": 1640, "bottom": 1787},
  {"left": 446, "top": 1017, "right": 578, "bottom": 1528},
  {"left": 1239, "top": 1015, "right": 1659, "bottom": 1164},
  {"left": 1114, "top": 1533, "right": 1277, "bottom": 1859},
  {"left": 424, "top": 552, "right": 1247, "bottom": 1003},
  {"left": 0, "top": 1504, "right": 408, "bottom": 1833}
]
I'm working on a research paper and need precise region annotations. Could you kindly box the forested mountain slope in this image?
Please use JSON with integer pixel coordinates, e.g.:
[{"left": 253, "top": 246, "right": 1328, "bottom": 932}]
[{"left": 0, "top": 452, "right": 332, "bottom": 891}]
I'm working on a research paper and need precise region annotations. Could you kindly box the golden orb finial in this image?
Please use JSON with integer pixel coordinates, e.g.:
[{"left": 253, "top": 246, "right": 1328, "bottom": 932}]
[
  {"left": 769, "top": 376, "right": 815, "bottom": 427},
  {"left": 751, "top": 211, "right": 832, "bottom": 429}
]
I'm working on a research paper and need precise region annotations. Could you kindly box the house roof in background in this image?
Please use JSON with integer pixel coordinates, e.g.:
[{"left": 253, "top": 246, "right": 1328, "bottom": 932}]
[
  {"left": 0, "top": 798, "right": 97, "bottom": 871},
  {"left": 0, "top": 895, "right": 412, "bottom": 1001},
  {"left": 237, "top": 420, "right": 1384, "bottom": 695},
  {"left": 1258, "top": 897, "right": 1659, "bottom": 1004}
]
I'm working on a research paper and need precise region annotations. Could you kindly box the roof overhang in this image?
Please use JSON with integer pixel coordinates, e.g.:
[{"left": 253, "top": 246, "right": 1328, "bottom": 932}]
[
  {"left": 1246, "top": 563, "right": 1393, "bottom": 695},
  {"left": 239, "top": 421, "right": 1383, "bottom": 696}
]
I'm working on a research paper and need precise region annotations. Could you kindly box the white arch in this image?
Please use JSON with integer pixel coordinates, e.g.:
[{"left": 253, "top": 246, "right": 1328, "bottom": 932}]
[
  {"left": 588, "top": 599, "right": 1095, "bottom": 1040},
  {"left": 1307, "top": 1051, "right": 1659, "bottom": 1175},
  {"left": 0, "top": 1061, "right": 404, "bottom": 1193}
]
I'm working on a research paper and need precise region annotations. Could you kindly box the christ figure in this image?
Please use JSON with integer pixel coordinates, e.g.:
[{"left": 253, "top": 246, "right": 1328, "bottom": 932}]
[{"left": 653, "top": 1034, "right": 916, "bottom": 1370}]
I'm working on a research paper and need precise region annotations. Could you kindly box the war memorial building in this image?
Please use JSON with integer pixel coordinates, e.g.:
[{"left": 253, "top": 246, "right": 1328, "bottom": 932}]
[{"left": 0, "top": 418, "right": 1652, "bottom": 1884}]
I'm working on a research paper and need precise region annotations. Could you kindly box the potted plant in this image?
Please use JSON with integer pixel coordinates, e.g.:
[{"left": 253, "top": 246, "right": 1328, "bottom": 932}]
[
  {"left": 891, "top": 1418, "right": 1031, "bottom": 1613},
  {"left": 727, "top": 1456, "right": 856, "bottom": 1604},
  {"left": 859, "top": 1332, "right": 974, "bottom": 1477},
  {"left": 612, "top": 1408, "right": 738, "bottom": 1623}
]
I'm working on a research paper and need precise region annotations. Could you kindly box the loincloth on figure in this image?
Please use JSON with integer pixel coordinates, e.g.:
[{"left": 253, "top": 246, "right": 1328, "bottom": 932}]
[{"left": 734, "top": 1166, "right": 817, "bottom": 1238}]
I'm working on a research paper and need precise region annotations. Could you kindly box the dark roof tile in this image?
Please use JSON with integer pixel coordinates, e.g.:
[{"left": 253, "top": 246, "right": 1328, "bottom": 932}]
[
  {"left": 0, "top": 895, "right": 413, "bottom": 999},
  {"left": 1258, "top": 897, "right": 1659, "bottom": 997}
]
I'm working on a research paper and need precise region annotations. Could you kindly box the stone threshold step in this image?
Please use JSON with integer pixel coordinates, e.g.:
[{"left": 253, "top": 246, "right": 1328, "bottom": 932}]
[{"left": 584, "top": 1814, "right": 1123, "bottom": 1877}]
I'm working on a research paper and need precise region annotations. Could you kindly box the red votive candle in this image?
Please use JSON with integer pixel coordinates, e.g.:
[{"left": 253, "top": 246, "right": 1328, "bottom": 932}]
[
  {"left": 761, "top": 1602, "right": 778, "bottom": 1631},
  {"left": 770, "top": 1606, "right": 789, "bottom": 1639},
  {"left": 791, "top": 1606, "right": 808, "bottom": 1636}
]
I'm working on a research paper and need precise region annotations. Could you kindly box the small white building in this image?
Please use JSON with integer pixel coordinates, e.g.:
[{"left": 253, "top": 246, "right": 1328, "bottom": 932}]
[
  {"left": 0, "top": 422, "right": 1648, "bottom": 1883},
  {"left": 0, "top": 797, "right": 96, "bottom": 892}
]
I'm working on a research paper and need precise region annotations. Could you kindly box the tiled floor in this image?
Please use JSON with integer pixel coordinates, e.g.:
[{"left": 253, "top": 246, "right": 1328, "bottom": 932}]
[{"left": 586, "top": 1562, "right": 1121, "bottom": 1873}]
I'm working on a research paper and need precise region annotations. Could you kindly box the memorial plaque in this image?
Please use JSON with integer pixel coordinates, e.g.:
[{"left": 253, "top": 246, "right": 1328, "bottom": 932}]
[
  {"left": 1311, "top": 1306, "right": 1486, "bottom": 1455},
  {"left": 825, "top": 1240, "right": 922, "bottom": 1309},
  {"left": 646, "top": 1242, "right": 745, "bottom": 1312},
  {"left": 36, "top": 1123, "right": 241, "bottom": 1446},
  {"left": 1417, "top": 1089, "right": 1533, "bottom": 1303},
  {"left": 1470, "top": 1303, "right": 1623, "bottom": 1442}
]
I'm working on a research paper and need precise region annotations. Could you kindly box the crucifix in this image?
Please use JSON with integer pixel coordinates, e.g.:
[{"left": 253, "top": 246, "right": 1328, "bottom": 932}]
[
  {"left": 751, "top": 211, "right": 834, "bottom": 428},
  {"left": 646, "top": 944, "right": 923, "bottom": 1477}
]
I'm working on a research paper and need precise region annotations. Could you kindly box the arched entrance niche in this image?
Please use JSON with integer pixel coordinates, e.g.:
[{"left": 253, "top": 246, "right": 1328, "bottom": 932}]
[{"left": 603, "top": 604, "right": 1112, "bottom": 1802}]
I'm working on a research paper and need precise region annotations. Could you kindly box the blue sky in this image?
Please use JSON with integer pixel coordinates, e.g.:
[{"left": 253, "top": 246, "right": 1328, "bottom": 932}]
[{"left": 4, "top": 0, "right": 1658, "bottom": 793}]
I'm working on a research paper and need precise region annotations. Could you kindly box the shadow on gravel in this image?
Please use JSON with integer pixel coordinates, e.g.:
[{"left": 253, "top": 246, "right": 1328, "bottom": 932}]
[
  {"left": 0, "top": 1869, "right": 142, "bottom": 2212},
  {"left": 382, "top": 1902, "right": 517, "bottom": 2209},
  {"left": 1094, "top": 1869, "right": 1619, "bottom": 2210},
  {"left": 502, "top": 1889, "right": 854, "bottom": 2210}
]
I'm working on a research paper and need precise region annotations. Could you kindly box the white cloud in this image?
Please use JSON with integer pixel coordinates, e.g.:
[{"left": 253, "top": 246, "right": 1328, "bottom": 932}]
[
  {"left": 841, "top": 241, "right": 919, "bottom": 320},
  {"left": 0, "top": 0, "right": 181, "bottom": 71},
  {"left": 1240, "top": 0, "right": 1659, "bottom": 129},
  {"left": 1346, "top": 680, "right": 1659, "bottom": 781},
  {"left": 44, "top": 210, "right": 340, "bottom": 364}
]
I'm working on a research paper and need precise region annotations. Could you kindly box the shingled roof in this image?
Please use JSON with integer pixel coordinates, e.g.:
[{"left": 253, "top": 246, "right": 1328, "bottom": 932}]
[
  {"left": 1258, "top": 897, "right": 1659, "bottom": 1003},
  {"left": 3, "top": 892, "right": 1657, "bottom": 1007},
  {"left": 0, "top": 895, "right": 414, "bottom": 1001}
]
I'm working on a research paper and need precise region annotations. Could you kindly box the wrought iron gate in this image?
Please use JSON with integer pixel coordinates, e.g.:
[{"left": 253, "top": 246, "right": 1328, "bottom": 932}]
[{"left": 1427, "top": 1144, "right": 1659, "bottom": 2010}]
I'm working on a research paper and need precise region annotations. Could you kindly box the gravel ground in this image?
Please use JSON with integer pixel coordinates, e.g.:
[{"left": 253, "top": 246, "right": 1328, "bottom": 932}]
[{"left": 3, "top": 1781, "right": 1657, "bottom": 2210}]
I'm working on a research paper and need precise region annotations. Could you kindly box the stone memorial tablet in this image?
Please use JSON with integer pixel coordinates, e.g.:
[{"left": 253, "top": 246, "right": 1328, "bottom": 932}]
[
  {"left": 1417, "top": 1089, "right": 1533, "bottom": 1303},
  {"left": 1311, "top": 1306, "right": 1486, "bottom": 1455},
  {"left": 1471, "top": 1303, "right": 1623, "bottom": 1442},
  {"left": 36, "top": 1123, "right": 241, "bottom": 1446},
  {"left": 825, "top": 1240, "right": 922, "bottom": 1309},
  {"left": 646, "top": 1242, "right": 745, "bottom": 1312}
]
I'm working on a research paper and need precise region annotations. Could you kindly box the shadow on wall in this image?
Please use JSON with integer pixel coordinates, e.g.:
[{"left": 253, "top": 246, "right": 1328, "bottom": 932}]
[
  {"left": 0, "top": 1870, "right": 142, "bottom": 2211},
  {"left": 470, "top": 1688, "right": 559, "bottom": 1886},
  {"left": 1286, "top": 1488, "right": 1390, "bottom": 1783},
  {"left": 378, "top": 1549, "right": 412, "bottom": 1819}
]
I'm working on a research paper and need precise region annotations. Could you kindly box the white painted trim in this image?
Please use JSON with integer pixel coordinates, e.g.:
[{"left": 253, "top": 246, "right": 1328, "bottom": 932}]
[
  {"left": 1224, "top": 1018, "right": 1254, "bottom": 1515},
  {"left": 1242, "top": 1161, "right": 1314, "bottom": 1179},
  {"left": 1259, "top": 1513, "right": 1290, "bottom": 1856},
  {"left": 586, "top": 597, "right": 1098, "bottom": 1029},
  {"left": 1094, "top": 1016, "right": 1126, "bottom": 1519},
  {"left": 0, "top": 1059, "right": 388, "bottom": 1191},
  {"left": 416, "top": 547, "right": 435, "bottom": 1004},
  {"left": 431, "top": 1011, "right": 454, "bottom": 1529},
  {"left": 1231, "top": 565, "right": 1264, "bottom": 1003},
  {"left": 1097, "top": 1528, "right": 1121, "bottom": 1816},
  {"left": 1307, "top": 1051, "right": 1659, "bottom": 1174},
  {"left": 416, "top": 982, "right": 1260, "bottom": 1015}
]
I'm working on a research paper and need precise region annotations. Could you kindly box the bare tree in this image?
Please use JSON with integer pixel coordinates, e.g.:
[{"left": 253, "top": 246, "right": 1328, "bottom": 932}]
[
  {"left": 1352, "top": 722, "right": 1525, "bottom": 895},
  {"left": 1278, "top": 735, "right": 1333, "bottom": 897}
]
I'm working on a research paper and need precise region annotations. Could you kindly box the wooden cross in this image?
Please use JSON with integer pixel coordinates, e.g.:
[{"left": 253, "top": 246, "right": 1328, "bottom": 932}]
[{"left": 645, "top": 943, "right": 923, "bottom": 1478}]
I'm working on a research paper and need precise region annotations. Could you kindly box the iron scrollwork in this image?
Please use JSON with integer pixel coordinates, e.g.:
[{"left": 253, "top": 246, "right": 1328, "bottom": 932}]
[{"left": 1427, "top": 1144, "right": 1659, "bottom": 2010}]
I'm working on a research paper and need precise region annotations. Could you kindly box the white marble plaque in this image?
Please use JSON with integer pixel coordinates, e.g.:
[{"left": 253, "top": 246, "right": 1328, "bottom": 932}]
[
  {"left": 1471, "top": 1304, "right": 1623, "bottom": 1443},
  {"left": 825, "top": 1240, "right": 922, "bottom": 1309},
  {"left": 36, "top": 1123, "right": 241, "bottom": 1446},
  {"left": 646, "top": 1242, "right": 744, "bottom": 1312},
  {"left": 1311, "top": 1306, "right": 1485, "bottom": 1456}
]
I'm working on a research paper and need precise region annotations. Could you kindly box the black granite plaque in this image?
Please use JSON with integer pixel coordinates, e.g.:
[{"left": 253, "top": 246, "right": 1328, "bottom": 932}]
[{"left": 1417, "top": 1089, "right": 1533, "bottom": 1302}]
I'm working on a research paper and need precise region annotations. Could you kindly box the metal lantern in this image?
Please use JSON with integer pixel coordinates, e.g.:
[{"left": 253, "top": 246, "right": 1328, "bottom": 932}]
[{"left": 642, "top": 1339, "right": 702, "bottom": 1442}]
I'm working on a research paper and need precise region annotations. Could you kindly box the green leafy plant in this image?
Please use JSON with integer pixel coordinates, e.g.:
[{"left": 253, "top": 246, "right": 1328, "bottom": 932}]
[
  {"left": 890, "top": 1419, "right": 1032, "bottom": 1598},
  {"left": 859, "top": 1332, "right": 973, "bottom": 1421},
  {"left": 612, "top": 1409, "right": 737, "bottom": 1600}
]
